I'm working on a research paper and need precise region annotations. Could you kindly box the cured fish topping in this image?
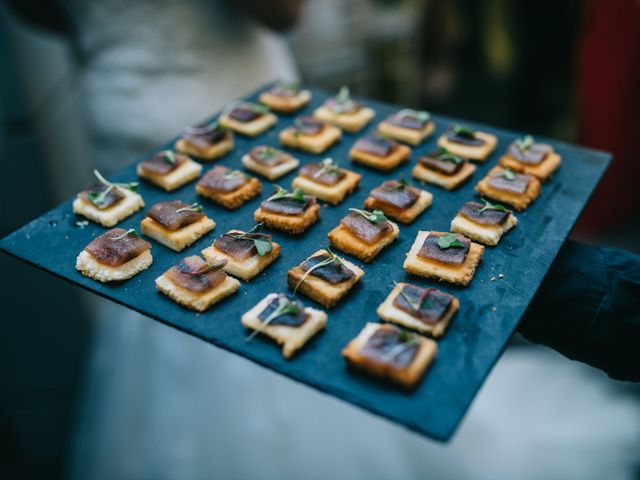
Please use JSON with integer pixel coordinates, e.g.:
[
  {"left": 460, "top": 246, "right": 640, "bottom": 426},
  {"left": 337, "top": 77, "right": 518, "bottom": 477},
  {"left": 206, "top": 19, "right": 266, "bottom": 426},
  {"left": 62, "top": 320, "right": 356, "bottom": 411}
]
[
  {"left": 146, "top": 200, "right": 204, "bottom": 231},
  {"left": 353, "top": 134, "right": 395, "bottom": 157},
  {"left": 445, "top": 125, "right": 486, "bottom": 147},
  {"left": 84, "top": 228, "right": 151, "bottom": 267},
  {"left": 229, "top": 107, "right": 261, "bottom": 122},
  {"left": 197, "top": 166, "right": 249, "bottom": 193},
  {"left": 487, "top": 169, "right": 530, "bottom": 194},
  {"left": 419, "top": 150, "right": 465, "bottom": 175},
  {"left": 507, "top": 136, "right": 552, "bottom": 164},
  {"left": 341, "top": 210, "right": 392, "bottom": 244},
  {"left": 182, "top": 122, "right": 228, "bottom": 149},
  {"left": 385, "top": 109, "right": 430, "bottom": 130},
  {"left": 299, "top": 158, "right": 346, "bottom": 185},
  {"left": 269, "top": 81, "right": 301, "bottom": 97},
  {"left": 257, "top": 294, "right": 308, "bottom": 327},
  {"left": 393, "top": 284, "right": 454, "bottom": 324},
  {"left": 292, "top": 116, "right": 325, "bottom": 136},
  {"left": 459, "top": 201, "right": 510, "bottom": 226},
  {"left": 165, "top": 255, "right": 227, "bottom": 293},
  {"left": 249, "top": 146, "right": 289, "bottom": 167},
  {"left": 80, "top": 182, "right": 125, "bottom": 210},
  {"left": 261, "top": 186, "right": 314, "bottom": 215},
  {"left": 300, "top": 252, "right": 354, "bottom": 284},
  {"left": 139, "top": 150, "right": 187, "bottom": 176},
  {"left": 215, "top": 227, "right": 273, "bottom": 260},
  {"left": 325, "top": 86, "right": 361, "bottom": 114},
  {"left": 370, "top": 180, "right": 419, "bottom": 210},
  {"left": 359, "top": 325, "right": 419, "bottom": 368},
  {"left": 418, "top": 232, "right": 470, "bottom": 265}
]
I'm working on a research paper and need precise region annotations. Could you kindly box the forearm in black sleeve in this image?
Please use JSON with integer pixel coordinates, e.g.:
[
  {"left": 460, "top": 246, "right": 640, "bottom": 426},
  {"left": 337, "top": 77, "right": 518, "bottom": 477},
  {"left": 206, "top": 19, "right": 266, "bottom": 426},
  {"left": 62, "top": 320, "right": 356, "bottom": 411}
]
[{"left": 519, "top": 239, "right": 640, "bottom": 381}]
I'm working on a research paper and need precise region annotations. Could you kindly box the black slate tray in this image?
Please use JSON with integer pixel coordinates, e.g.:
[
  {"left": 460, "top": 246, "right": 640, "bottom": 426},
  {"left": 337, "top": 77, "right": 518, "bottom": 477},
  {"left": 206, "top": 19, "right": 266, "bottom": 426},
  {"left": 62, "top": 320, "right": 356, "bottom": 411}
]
[{"left": 0, "top": 84, "right": 610, "bottom": 441}]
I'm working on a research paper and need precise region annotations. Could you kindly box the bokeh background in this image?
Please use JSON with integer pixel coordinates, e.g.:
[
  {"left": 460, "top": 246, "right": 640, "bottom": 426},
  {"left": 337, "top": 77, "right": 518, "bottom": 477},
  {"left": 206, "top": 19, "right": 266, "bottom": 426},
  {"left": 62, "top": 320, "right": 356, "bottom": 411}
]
[{"left": 1, "top": 0, "right": 639, "bottom": 479}]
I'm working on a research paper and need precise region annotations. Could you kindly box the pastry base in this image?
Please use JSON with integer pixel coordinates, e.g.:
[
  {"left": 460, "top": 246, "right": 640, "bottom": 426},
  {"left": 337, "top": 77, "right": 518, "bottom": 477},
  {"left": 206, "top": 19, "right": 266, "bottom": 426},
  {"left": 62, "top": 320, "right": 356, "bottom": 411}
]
[
  {"left": 313, "top": 105, "right": 375, "bottom": 133},
  {"left": 72, "top": 188, "right": 144, "bottom": 227},
  {"left": 349, "top": 144, "right": 411, "bottom": 171},
  {"left": 450, "top": 212, "right": 517, "bottom": 247},
  {"left": 254, "top": 203, "right": 321, "bottom": 234},
  {"left": 292, "top": 170, "right": 361, "bottom": 205},
  {"left": 137, "top": 157, "right": 202, "bottom": 191},
  {"left": 258, "top": 90, "right": 312, "bottom": 113},
  {"left": 201, "top": 241, "right": 281, "bottom": 281},
  {"left": 403, "top": 231, "right": 484, "bottom": 286},
  {"left": 342, "top": 322, "right": 437, "bottom": 389},
  {"left": 196, "top": 177, "right": 261, "bottom": 210},
  {"left": 327, "top": 221, "right": 399, "bottom": 263},
  {"left": 241, "top": 293, "right": 327, "bottom": 358},
  {"left": 475, "top": 166, "right": 541, "bottom": 211},
  {"left": 140, "top": 216, "right": 215, "bottom": 252},
  {"left": 377, "top": 120, "right": 435, "bottom": 146},
  {"left": 412, "top": 161, "right": 477, "bottom": 190},
  {"left": 219, "top": 112, "right": 277, "bottom": 137},
  {"left": 499, "top": 152, "right": 561, "bottom": 182},
  {"left": 241, "top": 153, "right": 299, "bottom": 180},
  {"left": 279, "top": 124, "right": 342, "bottom": 154},
  {"left": 175, "top": 135, "right": 234, "bottom": 161},
  {"left": 155, "top": 273, "right": 239, "bottom": 312},
  {"left": 363, "top": 189, "right": 432, "bottom": 224},
  {"left": 76, "top": 249, "right": 152, "bottom": 283},
  {"left": 437, "top": 131, "right": 497, "bottom": 161}
]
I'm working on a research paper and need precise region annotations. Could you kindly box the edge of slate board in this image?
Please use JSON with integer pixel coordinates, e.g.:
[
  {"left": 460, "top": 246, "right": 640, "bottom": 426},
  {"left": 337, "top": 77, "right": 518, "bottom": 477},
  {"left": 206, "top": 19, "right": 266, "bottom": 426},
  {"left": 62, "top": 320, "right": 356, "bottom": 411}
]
[{"left": 0, "top": 83, "right": 611, "bottom": 442}]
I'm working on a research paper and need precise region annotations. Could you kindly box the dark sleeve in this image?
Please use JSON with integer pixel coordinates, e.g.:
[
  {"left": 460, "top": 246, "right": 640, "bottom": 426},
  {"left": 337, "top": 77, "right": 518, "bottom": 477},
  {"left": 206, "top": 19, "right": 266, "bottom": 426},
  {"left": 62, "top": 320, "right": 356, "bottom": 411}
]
[{"left": 519, "top": 240, "right": 640, "bottom": 381}]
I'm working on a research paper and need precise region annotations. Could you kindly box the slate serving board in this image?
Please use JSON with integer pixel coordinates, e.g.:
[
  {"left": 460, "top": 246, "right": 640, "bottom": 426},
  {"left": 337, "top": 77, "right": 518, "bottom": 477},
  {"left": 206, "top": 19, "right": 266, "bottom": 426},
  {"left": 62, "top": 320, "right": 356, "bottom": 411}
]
[{"left": 0, "top": 84, "right": 610, "bottom": 441}]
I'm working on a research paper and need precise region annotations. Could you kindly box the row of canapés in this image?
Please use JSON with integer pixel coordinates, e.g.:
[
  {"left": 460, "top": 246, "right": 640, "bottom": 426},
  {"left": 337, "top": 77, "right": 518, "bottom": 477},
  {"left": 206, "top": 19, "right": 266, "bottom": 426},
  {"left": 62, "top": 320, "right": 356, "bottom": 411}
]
[{"left": 71, "top": 83, "right": 562, "bottom": 389}]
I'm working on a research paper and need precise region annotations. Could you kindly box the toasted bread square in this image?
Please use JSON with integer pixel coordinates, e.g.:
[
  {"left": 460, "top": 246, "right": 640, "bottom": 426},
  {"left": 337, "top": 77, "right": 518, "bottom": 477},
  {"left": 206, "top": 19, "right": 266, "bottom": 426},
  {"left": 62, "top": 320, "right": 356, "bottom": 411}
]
[
  {"left": 313, "top": 105, "right": 375, "bottom": 133},
  {"left": 475, "top": 166, "right": 541, "bottom": 211},
  {"left": 377, "top": 120, "right": 435, "bottom": 146},
  {"left": 258, "top": 90, "right": 312, "bottom": 113},
  {"left": 403, "top": 231, "right": 484, "bottom": 286},
  {"left": 292, "top": 170, "right": 361, "bottom": 205},
  {"left": 201, "top": 239, "right": 281, "bottom": 281},
  {"left": 137, "top": 157, "right": 202, "bottom": 191},
  {"left": 72, "top": 188, "right": 144, "bottom": 227},
  {"left": 349, "top": 143, "right": 411, "bottom": 171},
  {"left": 499, "top": 152, "right": 561, "bottom": 182},
  {"left": 241, "top": 153, "right": 299, "bottom": 180},
  {"left": 342, "top": 322, "right": 437, "bottom": 389},
  {"left": 76, "top": 249, "right": 152, "bottom": 283},
  {"left": 196, "top": 177, "right": 261, "bottom": 210},
  {"left": 218, "top": 112, "right": 277, "bottom": 137},
  {"left": 450, "top": 211, "right": 517, "bottom": 246},
  {"left": 174, "top": 134, "right": 233, "bottom": 161},
  {"left": 253, "top": 202, "right": 321, "bottom": 234},
  {"left": 279, "top": 123, "right": 342, "bottom": 154},
  {"left": 412, "top": 161, "right": 476, "bottom": 190},
  {"left": 287, "top": 249, "right": 364, "bottom": 308},
  {"left": 241, "top": 293, "right": 327, "bottom": 358},
  {"left": 327, "top": 221, "right": 399, "bottom": 263},
  {"left": 155, "top": 272, "right": 240, "bottom": 312},
  {"left": 363, "top": 189, "right": 432, "bottom": 224},
  {"left": 140, "top": 216, "right": 215, "bottom": 252},
  {"left": 437, "top": 131, "right": 497, "bottom": 161},
  {"left": 376, "top": 283, "right": 459, "bottom": 337}
]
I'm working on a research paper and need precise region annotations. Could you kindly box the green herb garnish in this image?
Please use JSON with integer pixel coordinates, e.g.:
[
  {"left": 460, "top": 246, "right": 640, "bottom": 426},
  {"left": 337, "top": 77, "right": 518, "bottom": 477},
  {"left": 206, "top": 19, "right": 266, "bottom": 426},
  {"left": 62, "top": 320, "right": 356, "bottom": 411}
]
[
  {"left": 380, "top": 328, "right": 419, "bottom": 364},
  {"left": 109, "top": 228, "right": 138, "bottom": 241},
  {"left": 348, "top": 208, "right": 388, "bottom": 224},
  {"left": 500, "top": 168, "right": 516, "bottom": 181},
  {"left": 160, "top": 150, "right": 176, "bottom": 165},
  {"left": 393, "top": 281, "right": 431, "bottom": 313},
  {"left": 515, "top": 134, "right": 535, "bottom": 152},
  {"left": 175, "top": 202, "right": 204, "bottom": 214},
  {"left": 436, "top": 147, "right": 464, "bottom": 164},
  {"left": 75, "top": 220, "right": 89, "bottom": 229},
  {"left": 224, "top": 170, "right": 246, "bottom": 180},
  {"left": 266, "top": 185, "right": 307, "bottom": 203},
  {"left": 228, "top": 223, "right": 273, "bottom": 257},
  {"left": 293, "top": 248, "right": 341, "bottom": 294},
  {"left": 437, "top": 233, "right": 465, "bottom": 249},
  {"left": 256, "top": 146, "right": 278, "bottom": 160},
  {"left": 396, "top": 109, "right": 430, "bottom": 123},
  {"left": 88, "top": 169, "right": 138, "bottom": 208},
  {"left": 477, "top": 199, "right": 509, "bottom": 214},
  {"left": 389, "top": 177, "right": 410, "bottom": 190},
  {"left": 452, "top": 125, "right": 476, "bottom": 139},
  {"left": 246, "top": 295, "right": 301, "bottom": 342},
  {"left": 184, "top": 257, "right": 227, "bottom": 276},
  {"left": 312, "top": 157, "right": 340, "bottom": 179}
]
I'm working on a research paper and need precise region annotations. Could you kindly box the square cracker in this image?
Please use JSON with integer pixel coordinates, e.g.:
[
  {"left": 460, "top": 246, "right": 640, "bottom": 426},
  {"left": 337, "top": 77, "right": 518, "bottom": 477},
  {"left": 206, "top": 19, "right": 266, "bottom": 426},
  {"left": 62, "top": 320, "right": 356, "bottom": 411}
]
[
  {"left": 377, "top": 120, "right": 435, "bottom": 146},
  {"left": 450, "top": 211, "right": 517, "bottom": 247},
  {"left": 292, "top": 170, "right": 361, "bottom": 205},
  {"left": 363, "top": 189, "right": 432, "bottom": 224},
  {"left": 155, "top": 273, "right": 240, "bottom": 312},
  {"left": 137, "top": 157, "right": 202, "bottom": 191},
  {"left": 219, "top": 112, "right": 277, "bottom": 137},
  {"left": 412, "top": 161, "right": 476, "bottom": 190},
  {"left": 258, "top": 90, "right": 312, "bottom": 113},
  {"left": 241, "top": 153, "right": 299, "bottom": 180},
  {"left": 327, "top": 220, "right": 399, "bottom": 263},
  {"left": 196, "top": 177, "right": 261, "bottom": 210},
  {"left": 287, "top": 249, "right": 364, "bottom": 308},
  {"left": 437, "top": 131, "right": 497, "bottom": 161},
  {"left": 254, "top": 202, "right": 321, "bottom": 234},
  {"left": 201, "top": 238, "right": 281, "bottom": 281},
  {"left": 342, "top": 322, "right": 437, "bottom": 389},
  {"left": 241, "top": 293, "right": 327, "bottom": 358},
  {"left": 76, "top": 249, "right": 153, "bottom": 283},
  {"left": 475, "top": 166, "right": 541, "bottom": 211},
  {"left": 174, "top": 134, "right": 233, "bottom": 161},
  {"left": 349, "top": 143, "right": 411, "bottom": 171},
  {"left": 140, "top": 216, "right": 215, "bottom": 252},
  {"left": 403, "top": 230, "right": 484, "bottom": 287},
  {"left": 72, "top": 188, "right": 144, "bottom": 227},
  {"left": 313, "top": 105, "right": 375, "bottom": 133},
  {"left": 499, "top": 152, "right": 561, "bottom": 182},
  {"left": 376, "top": 283, "right": 459, "bottom": 337},
  {"left": 279, "top": 123, "right": 342, "bottom": 154}
]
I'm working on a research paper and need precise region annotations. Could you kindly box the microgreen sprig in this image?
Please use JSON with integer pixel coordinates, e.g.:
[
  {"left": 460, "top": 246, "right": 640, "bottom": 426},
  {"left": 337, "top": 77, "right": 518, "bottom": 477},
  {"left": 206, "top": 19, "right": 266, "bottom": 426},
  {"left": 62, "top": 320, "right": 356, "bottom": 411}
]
[
  {"left": 267, "top": 185, "right": 307, "bottom": 203},
  {"left": 175, "top": 202, "right": 204, "bottom": 214},
  {"left": 396, "top": 108, "right": 430, "bottom": 123},
  {"left": 183, "top": 257, "right": 228, "bottom": 276},
  {"left": 380, "top": 328, "right": 419, "bottom": 365},
  {"left": 452, "top": 125, "right": 476, "bottom": 139},
  {"left": 293, "top": 248, "right": 341, "bottom": 294},
  {"left": 228, "top": 223, "right": 273, "bottom": 256},
  {"left": 160, "top": 150, "right": 176, "bottom": 165},
  {"left": 515, "top": 134, "right": 535, "bottom": 152},
  {"left": 313, "top": 157, "right": 340, "bottom": 179},
  {"left": 437, "top": 233, "right": 465, "bottom": 249},
  {"left": 477, "top": 199, "right": 509, "bottom": 214},
  {"left": 436, "top": 147, "right": 464, "bottom": 164},
  {"left": 109, "top": 228, "right": 138, "bottom": 241},
  {"left": 348, "top": 208, "right": 388, "bottom": 224},
  {"left": 500, "top": 168, "right": 516, "bottom": 181},
  {"left": 256, "top": 146, "right": 278, "bottom": 160},
  {"left": 246, "top": 295, "right": 301, "bottom": 342},
  {"left": 393, "top": 281, "right": 432, "bottom": 313},
  {"left": 89, "top": 169, "right": 138, "bottom": 208}
]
